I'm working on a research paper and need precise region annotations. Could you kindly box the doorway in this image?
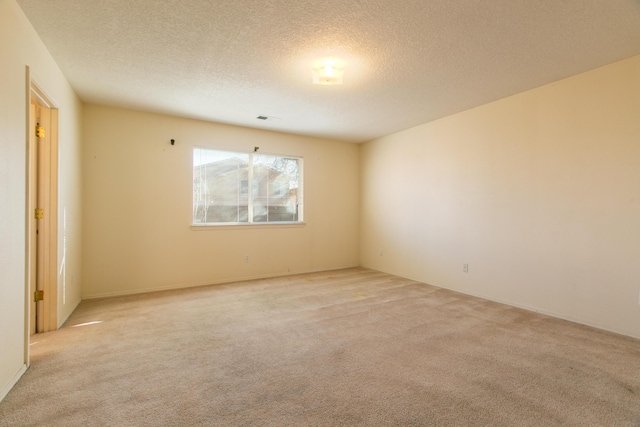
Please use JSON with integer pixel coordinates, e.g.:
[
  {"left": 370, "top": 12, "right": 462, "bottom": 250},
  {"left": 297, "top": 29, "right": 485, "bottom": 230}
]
[{"left": 27, "top": 76, "right": 59, "bottom": 337}]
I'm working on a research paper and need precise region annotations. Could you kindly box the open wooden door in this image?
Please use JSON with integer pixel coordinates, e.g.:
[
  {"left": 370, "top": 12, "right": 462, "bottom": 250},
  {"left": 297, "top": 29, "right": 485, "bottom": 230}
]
[{"left": 27, "top": 79, "right": 58, "bottom": 336}]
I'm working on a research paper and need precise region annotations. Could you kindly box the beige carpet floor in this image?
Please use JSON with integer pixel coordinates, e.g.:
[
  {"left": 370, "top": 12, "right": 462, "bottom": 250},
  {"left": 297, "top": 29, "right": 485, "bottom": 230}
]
[{"left": 1, "top": 268, "right": 639, "bottom": 426}]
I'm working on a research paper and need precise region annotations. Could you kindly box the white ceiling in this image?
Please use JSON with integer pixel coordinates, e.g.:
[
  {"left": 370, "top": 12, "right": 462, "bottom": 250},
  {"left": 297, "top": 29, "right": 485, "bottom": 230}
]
[{"left": 16, "top": 0, "right": 640, "bottom": 143}]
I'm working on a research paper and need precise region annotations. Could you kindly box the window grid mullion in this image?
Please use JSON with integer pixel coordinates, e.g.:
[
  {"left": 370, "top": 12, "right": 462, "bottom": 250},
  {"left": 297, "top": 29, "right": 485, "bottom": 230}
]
[{"left": 247, "top": 153, "right": 254, "bottom": 223}]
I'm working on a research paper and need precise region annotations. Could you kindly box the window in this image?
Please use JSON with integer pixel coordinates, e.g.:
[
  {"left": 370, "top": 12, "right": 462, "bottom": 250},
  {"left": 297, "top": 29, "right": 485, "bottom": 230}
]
[{"left": 193, "top": 148, "right": 303, "bottom": 225}]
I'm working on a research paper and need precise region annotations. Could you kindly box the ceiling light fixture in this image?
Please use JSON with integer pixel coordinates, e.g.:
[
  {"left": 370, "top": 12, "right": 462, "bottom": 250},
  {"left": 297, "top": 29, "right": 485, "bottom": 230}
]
[{"left": 312, "top": 60, "right": 344, "bottom": 85}]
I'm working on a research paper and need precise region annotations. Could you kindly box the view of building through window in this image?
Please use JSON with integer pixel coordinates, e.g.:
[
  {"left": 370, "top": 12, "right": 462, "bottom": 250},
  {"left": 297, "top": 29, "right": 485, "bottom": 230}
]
[{"left": 193, "top": 148, "right": 303, "bottom": 224}]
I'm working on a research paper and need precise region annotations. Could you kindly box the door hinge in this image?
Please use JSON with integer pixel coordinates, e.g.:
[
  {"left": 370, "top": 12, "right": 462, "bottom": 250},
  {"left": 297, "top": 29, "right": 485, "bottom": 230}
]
[
  {"left": 34, "top": 290, "right": 44, "bottom": 302},
  {"left": 36, "top": 123, "right": 45, "bottom": 138},
  {"left": 35, "top": 208, "right": 44, "bottom": 219}
]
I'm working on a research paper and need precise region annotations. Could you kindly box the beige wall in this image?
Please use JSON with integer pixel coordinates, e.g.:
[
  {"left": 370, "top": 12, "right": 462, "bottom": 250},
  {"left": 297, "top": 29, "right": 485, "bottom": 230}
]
[
  {"left": 361, "top": 55, "right": 640, "bottom": 339},
  {"left": 81, "top": 105, "right": 360, "bottom": 298},
  {"left": 0, "top": 0, "right": 83, "bottom": 400}
]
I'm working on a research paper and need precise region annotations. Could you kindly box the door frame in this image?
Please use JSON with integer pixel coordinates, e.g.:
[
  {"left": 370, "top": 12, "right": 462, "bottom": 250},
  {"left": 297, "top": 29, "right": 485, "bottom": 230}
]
[{"left": 25, "top": 67, "right": 59, "bottom": 360}]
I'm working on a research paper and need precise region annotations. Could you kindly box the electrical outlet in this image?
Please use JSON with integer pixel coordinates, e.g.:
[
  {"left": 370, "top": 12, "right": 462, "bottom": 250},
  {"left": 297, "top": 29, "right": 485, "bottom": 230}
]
[
  {"left": 463, "top": 264, "right": 469, "bottom": 273},
  {"left": 379, "top": 249, "right": 384, "bottom": 257},
  {"left": 244, "top": 255, "right": 250, "bottom": 263}
]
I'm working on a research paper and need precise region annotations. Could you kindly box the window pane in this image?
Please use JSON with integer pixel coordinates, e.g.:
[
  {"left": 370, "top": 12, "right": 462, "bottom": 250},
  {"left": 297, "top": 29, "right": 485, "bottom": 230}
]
[
  {"left": 193, "top": 148, "right": 249, "bottom": 223},
  {"left": 193, "top": 148, "right": 302, "bottom": 224},
  {"left": 252, "top": 154, "right": 301, "bottom": 223}
]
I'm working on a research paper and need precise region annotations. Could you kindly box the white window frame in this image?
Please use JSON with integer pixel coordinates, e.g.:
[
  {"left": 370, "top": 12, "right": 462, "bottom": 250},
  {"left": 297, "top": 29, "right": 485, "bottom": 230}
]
[{"left": 192, "top": 147, "right": 304, "bottom": 226}]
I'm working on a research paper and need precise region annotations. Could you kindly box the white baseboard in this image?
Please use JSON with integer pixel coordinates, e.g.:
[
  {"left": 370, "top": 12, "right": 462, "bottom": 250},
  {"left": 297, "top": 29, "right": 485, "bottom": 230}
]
[
  {"left": 369, "top": 267, "right": 640, "bottom": 341},
  {"left": 58, "top": 298, "right": 82, "bottom": 328},
  {"left": 81, "top": 265, "right": 360, "bottom": 300},
  {"left": 0, "top": 364, "right": 27, "bottom": 403}
]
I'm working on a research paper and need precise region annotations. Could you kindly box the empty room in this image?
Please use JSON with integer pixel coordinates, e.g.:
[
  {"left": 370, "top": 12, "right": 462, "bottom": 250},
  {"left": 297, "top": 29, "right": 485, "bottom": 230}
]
[{"left": 1, "top": 0, "right": 640, "bottom": 425}]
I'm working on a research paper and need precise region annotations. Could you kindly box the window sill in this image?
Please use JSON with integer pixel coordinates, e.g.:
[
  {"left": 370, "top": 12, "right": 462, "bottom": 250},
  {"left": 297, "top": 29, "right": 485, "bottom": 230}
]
[{"left": 190, "top": 222, "right": 306, "bottom": 231}]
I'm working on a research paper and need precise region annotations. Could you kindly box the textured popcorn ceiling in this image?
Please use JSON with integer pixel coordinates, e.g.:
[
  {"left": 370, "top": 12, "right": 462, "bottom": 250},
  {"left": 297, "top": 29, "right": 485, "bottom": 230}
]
[{"left": 16, "top": 0, "right": 640, "bottom": 142}]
